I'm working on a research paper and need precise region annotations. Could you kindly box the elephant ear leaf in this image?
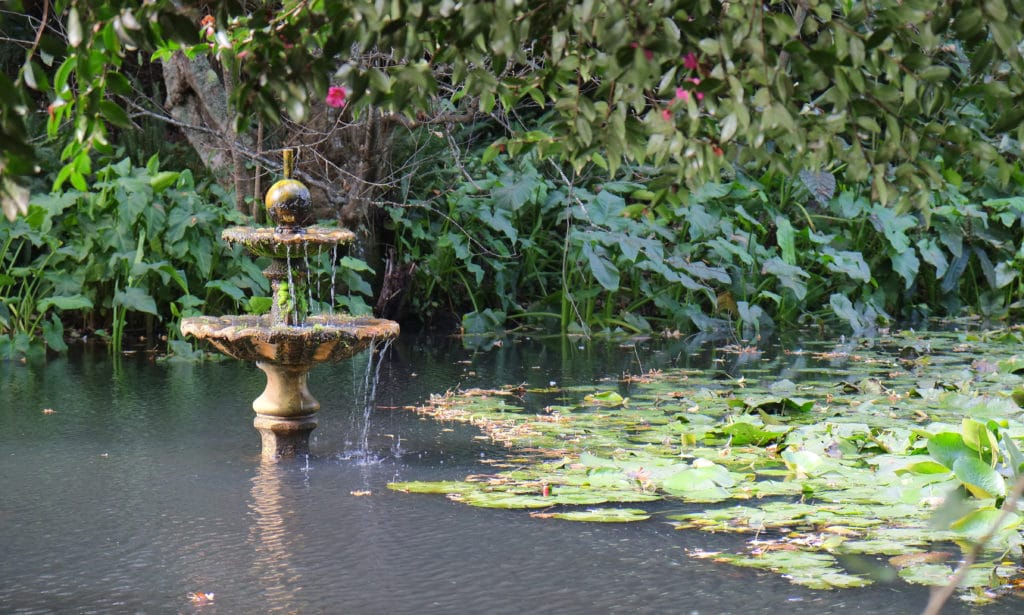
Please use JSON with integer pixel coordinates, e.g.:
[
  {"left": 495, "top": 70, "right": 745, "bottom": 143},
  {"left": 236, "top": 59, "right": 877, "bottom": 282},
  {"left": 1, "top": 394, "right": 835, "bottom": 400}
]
[
  {"left": 926, "top": 432, "right": 969, "bottom": 470},
  {"left": 798, "top": 169, "right": 836, "bottom": 205},
  {"left": 952, "top": 457, "right": 1005, "bottom": 499}
]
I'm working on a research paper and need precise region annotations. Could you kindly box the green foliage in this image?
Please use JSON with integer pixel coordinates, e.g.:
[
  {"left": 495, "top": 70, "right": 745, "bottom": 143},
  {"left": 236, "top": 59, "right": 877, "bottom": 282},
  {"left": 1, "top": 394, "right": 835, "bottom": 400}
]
[
  {"left": 5, "top": 0, "right": 1024, "bottom": 220},
  {"left": 0, "top": 155, "right": 264, "bottom": 356},
  {"left": 5, "top": 1, "right": 1024, "bottom": 336},
  {"left": 389, "top": 146, "right": 1024, "bottom": 333}
]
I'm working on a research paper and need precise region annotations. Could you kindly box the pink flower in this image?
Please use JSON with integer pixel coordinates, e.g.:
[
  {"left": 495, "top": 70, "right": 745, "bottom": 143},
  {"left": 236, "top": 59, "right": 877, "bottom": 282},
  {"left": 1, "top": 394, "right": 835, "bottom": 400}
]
[
  {"left": 685, "top": 78, "right": 704, "bottom": 100},
  {"left": 325, "top": 86, "right": 348, "bottom": 108},
  {"left": 675, "top": 87, "right": 690, "bottom": 102},
  {"left": 661, "top": 108, "right": 673, "bottom": 121},
  {"left": 644, "top": 49, "right": 654, "bottom": 61},
  {"left": 683, "top": 51, "right": 699, "bottom": 71}
]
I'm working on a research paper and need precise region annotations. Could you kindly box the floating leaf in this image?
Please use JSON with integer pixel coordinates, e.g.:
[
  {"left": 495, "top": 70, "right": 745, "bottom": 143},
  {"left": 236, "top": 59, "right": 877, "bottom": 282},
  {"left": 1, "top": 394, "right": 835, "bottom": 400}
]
[
  {"left": 584, "top": 390, "right": 626, "bottom": 406},
  {"left": 663, "top": 462, "right": 735, "bottom": 500},
  {"left": 950, "top": 508, "right": 1020, "bottom": 539},
  {"left": 542, "top": 508, "right": 650, "bottom": 522},
  {"left": 387, "top": 481, "right": 480, "bottom": 495},
  {"left": 898, "top": 563, "right": 954, "bottom": 586},
  {"left": 720, "top": 422, "right": 789, "bottom": 446},
  {"left": 706, "top": 549, "right": 870, "bottom": 590},
  {"left": 899, "top": 460, "right": 950, "bottom": 475},
  {"left": 781, "top": 449, "right": 824, "bottom": 476}
]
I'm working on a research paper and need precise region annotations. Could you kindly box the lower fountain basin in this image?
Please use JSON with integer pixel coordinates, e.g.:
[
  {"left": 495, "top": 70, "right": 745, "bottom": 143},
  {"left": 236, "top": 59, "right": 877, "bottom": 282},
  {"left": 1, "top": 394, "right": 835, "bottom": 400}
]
[{"left": 180, "top": 314, "right": 399, "bottom": 365}]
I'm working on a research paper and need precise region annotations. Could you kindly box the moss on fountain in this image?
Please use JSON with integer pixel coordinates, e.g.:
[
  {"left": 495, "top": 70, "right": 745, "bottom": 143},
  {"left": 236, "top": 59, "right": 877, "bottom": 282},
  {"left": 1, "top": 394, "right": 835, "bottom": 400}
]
[
  {"left": 180, "top": 314, "right": 399, "bottom": 365},
  {"left": 222, "top": 226, "right": 356, "bottom": 260}
]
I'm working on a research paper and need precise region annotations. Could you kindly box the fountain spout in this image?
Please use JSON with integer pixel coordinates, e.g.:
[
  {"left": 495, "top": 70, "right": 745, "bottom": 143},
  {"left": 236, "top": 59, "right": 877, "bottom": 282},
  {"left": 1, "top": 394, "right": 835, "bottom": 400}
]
[{"left": 180, "top": 148, "right": 400, "bottom": 460}]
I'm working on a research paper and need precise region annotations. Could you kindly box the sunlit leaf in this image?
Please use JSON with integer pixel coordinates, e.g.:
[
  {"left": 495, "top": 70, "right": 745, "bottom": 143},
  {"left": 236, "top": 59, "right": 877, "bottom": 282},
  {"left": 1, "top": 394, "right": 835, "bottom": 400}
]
[{"left": 544, "top": 508, "right": 650, "bottom": 522}]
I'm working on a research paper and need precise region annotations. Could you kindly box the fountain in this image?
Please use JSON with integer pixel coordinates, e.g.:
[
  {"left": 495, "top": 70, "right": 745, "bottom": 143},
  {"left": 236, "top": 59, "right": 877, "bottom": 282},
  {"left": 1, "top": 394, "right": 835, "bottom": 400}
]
[{"left": 180, "top": 150, "right": 400, "bottom": 461}]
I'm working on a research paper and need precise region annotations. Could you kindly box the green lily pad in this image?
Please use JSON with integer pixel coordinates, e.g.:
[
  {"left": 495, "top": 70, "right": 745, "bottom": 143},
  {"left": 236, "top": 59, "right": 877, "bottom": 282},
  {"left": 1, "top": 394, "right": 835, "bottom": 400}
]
[
  {"left": 387, "top": 481, "right": 480, "bottom": 494},
  {"left": 950, "top": 507, "right": 1021, "bottom": 539},
  {"left": 721, "top": 421, "right": 790, "bottom": 445},
  {"left": 706, "top": 549, "right": 871, "bottom": 590},
  {"left": 898, "top": 563, "right": 954, "bottom": 585},
  {"left": 546, "top": 508, "right": 650, "bottom": 522},
  {"left": 584, "top": 390, "right": 627, "bottom": 406},
  {"left": 395, "top": 331, "right": 1024, "bottom": 603}
]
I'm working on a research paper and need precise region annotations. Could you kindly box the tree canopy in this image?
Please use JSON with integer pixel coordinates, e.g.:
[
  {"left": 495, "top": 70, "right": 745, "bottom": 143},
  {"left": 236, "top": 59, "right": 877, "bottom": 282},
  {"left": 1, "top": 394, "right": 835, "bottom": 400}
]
[{"left": 4, "top": 0, "right": 1024, "bottom": 221}]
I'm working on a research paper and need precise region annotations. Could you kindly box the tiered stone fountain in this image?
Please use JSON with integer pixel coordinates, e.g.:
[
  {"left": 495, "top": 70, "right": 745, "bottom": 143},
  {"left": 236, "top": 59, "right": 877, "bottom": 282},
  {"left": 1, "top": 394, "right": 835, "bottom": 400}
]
[{"left": 181, "top": 150, "right": 399, "bottom": 461}]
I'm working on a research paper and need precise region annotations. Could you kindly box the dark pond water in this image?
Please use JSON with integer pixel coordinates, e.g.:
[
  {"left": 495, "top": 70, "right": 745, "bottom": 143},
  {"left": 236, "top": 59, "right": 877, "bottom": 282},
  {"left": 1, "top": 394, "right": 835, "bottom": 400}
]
[{"left": 0, "top": 333, "right": 1009, "bottom": 614}]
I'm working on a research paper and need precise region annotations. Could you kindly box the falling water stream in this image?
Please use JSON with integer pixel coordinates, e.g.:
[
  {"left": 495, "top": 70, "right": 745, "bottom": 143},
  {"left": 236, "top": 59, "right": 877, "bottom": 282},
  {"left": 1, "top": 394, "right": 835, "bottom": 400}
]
[
  {"left": 329, "top": 244, "right": 339, "bottom": 314},
  {"left": 0, "top": 334, "right": 999, "bottom": 614},
  {"left": 340, "top": 337, "right": 394, "bottom": 464},
  {"left": 302, "top": 242, "right": 314, "bottom": 316},
  {"left": 284, "top": 243, "right": 297, "bottom": 323}
]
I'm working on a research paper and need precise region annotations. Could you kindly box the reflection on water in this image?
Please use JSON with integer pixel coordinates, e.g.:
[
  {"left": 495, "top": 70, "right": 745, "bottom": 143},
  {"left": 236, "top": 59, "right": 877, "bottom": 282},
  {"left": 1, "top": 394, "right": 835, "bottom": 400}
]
[
  {"left": 0, "top": 334, "right": 994, "bottom": 614},
  {"left": 249, "top": 462, "right": 304, "bottom": 612}
]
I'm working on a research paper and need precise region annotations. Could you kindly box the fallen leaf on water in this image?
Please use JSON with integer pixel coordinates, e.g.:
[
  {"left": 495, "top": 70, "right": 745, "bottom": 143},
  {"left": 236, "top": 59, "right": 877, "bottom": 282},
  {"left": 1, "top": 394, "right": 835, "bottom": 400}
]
[
  {"left": 42, "top": 408, "right": 55, "bottom": 414},
  {"left": 889, "top": 551, "right": 952, "bottom": 569},
  {"left": 350, "top": 490, "right": 372, "bottom": 497},
  {"left": 188, "top": 591, "right": 215, "bottom": 604}
]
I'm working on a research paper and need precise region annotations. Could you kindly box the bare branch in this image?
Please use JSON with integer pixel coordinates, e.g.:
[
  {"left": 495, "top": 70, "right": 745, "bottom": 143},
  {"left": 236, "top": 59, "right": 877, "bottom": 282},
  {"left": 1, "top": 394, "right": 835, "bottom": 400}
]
[{"left": 921, "top": 473, "right": 1024, "bottom": 615}]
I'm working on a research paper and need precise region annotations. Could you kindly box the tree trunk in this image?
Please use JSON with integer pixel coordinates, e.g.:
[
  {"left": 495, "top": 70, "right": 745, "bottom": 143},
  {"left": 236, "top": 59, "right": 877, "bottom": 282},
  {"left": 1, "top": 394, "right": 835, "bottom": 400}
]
[{"left": 162, "top": 51, "right": 255, "bottom": 214}]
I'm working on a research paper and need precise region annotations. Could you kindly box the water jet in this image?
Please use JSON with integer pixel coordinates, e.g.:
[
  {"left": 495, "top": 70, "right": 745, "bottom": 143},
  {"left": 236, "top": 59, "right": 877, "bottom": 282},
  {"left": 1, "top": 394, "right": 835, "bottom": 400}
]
[{"left": 181, "top": 150, "right": 399, "bottom": 460}]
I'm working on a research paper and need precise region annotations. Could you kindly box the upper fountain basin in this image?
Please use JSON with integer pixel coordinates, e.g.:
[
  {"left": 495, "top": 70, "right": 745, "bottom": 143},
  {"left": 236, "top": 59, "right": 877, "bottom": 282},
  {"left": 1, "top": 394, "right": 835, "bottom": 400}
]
[
  {"left": 180, "top": 314, "right": 399, "bottom": 365},
  {"left": 223, "top": 226, "right": 356, "bottom": 260}
]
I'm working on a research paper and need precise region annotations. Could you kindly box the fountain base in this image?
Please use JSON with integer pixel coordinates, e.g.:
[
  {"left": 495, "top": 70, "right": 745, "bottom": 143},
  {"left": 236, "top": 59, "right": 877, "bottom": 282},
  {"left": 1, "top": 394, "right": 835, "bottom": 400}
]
[
  {"left": 253, "top": 362, "right": 320, "bottom": 417},
  {"left": 254, "top": 415, "right": 318, "bottom": 461}
]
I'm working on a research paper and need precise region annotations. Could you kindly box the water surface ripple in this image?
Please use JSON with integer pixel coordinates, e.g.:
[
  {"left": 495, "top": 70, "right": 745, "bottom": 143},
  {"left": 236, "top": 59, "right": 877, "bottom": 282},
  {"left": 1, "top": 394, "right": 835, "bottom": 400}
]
[{"left": 0, "top": 334, "right": 1000, "bottom": 614}]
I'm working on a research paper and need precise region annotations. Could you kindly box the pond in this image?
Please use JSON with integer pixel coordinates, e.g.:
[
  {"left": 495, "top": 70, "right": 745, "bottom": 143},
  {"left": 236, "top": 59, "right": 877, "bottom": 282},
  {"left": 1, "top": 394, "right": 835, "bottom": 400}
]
[{"left": 0, "top": 332, "right": 1017, "bottom": 614}]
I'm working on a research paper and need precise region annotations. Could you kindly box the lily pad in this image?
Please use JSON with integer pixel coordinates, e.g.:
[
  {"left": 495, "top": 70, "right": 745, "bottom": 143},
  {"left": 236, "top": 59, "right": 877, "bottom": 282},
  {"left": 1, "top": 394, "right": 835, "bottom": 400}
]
[
  {"left": 544, "top": 508, "right": 651, "bottom": 522},
  {"left": 395, "top": 330, "right": 1024, "bottom": 602}
]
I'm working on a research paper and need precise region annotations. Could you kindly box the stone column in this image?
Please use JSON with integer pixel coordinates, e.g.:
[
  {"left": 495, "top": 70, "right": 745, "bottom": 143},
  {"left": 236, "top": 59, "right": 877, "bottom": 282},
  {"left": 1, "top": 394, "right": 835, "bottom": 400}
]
[{"left": 252, "top": 362, "right": 320, "bottom": 460}]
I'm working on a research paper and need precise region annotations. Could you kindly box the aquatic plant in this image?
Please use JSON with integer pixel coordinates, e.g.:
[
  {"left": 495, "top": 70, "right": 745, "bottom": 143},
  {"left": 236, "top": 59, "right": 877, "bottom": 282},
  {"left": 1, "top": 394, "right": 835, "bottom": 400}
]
[
  {"left": 0, "top": 156, "right": 263, "bottom": 356},
  {"left": 391, "top": 329, "right": 1024, "bottom": 603}
]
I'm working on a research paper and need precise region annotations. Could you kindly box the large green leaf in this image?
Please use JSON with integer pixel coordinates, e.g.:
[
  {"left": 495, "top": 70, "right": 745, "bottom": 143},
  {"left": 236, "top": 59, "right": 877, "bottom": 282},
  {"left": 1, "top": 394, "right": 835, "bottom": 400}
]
[
  {"left": 949, "top": 507, "right": 1020, "bottom": 539},
  {"left": 761, "top": 257, "right": 808, "bottom": 300},
  {"left": 926, "top": 432, "right": 970, "bottom": 470},
  {"left": 951, "top": 456, "right": 1006, "bottom": 499},
  {"left": 582, "top": 242, "right": 620, "bottom": 291},
  {"left": 113, "top": 286, "right": 159, "bottom": 316},
  {"left": 36, "top": 295, "right": 93, "bottom": 311}
]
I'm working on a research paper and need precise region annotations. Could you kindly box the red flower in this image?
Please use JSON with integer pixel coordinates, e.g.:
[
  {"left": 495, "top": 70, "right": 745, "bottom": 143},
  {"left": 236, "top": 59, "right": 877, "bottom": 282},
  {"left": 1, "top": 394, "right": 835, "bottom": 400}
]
[
  {"left": 644, "top": 49, "right": 654, "bottom": 61},
  {"left": 661, "top": 108, "right": 673, "bottom": 121},
  {"left": 683, "top": 51, "right": 699, "bottom": 71},
  {"left": 200, "top": 14, "right": 215, "bottom": 38},
  {"left": 325, "top": 86, "right": 348, "bottom": 108},
  {"left": 687, "top": 78, "right": 704, "bottom": 101}
]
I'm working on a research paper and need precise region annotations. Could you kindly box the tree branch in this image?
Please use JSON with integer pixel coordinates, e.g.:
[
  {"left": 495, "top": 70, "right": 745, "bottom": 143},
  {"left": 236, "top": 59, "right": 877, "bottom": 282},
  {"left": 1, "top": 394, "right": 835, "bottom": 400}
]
[{"left": 921, "top": 472, "right": 1024, "bottom": 615}]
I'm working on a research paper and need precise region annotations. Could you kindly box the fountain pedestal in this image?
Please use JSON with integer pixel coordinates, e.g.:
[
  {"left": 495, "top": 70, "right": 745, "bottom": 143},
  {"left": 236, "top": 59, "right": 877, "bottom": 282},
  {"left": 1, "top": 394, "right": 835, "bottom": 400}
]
[
  {"left": 180, "top": 149, "right": 399, "bottom": 461},
  {"left": 254, "top": 415, "right": 318, "bottom": 460},
  {"left": 252, "top": 362, "right": 320, "bottom": 460}
]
